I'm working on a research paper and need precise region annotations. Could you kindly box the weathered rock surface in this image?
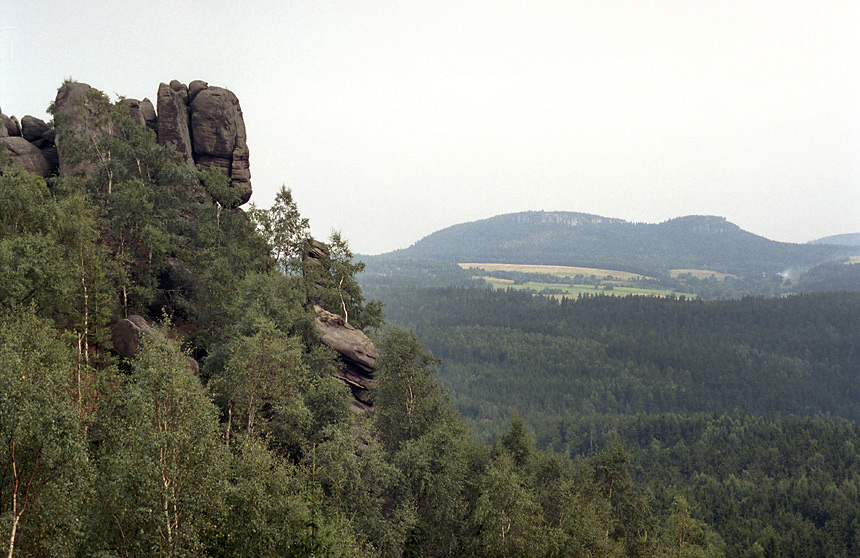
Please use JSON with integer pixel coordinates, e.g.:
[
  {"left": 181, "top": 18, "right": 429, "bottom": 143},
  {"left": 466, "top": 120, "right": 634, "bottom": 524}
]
[
  {"left": 111, "top": 314, "right": 199, "bottom": 373},
  {"left": 188, "top": 80, "right": 208, "bottom": 103},
  {"left": 53, "top": 81, "right": 103, "bottom": 176},
  {"left": 156, "top": 82, "right": 194, "bottom": 166},
  {"left": 21, "top": 115, "right": 49, "bottom": 142},
  {"left": 139, "top": 98, "right": 157, "bottom": 131},
  {"left": 190, "top": 86, "right": 252, "bottom": 205},
  {"left": 0, "top": 107, "right": 57, "bottom": 176},
  {"left": 5, "top": 115, "right": 20, "bottom": 137},
  {"left": 118, "top": 98, "right": 147, "bottom": 127},
  {"left": 111, "top": 315, "right": 159, "bottom": 361},
  {"left": 303, "top": 239, "right": 333, "bottom": 303},
  {"left": 0, "top": 136, "right": 50, "bottom": 176},
  {"left": 314, "top": 305, "right": 379, "bottom": 407}
]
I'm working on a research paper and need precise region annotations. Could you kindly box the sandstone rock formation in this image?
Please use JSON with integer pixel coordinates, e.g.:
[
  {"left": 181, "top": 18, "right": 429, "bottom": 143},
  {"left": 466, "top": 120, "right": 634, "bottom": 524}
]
[
  {"left": 118, "top": 98, "right": 147, "bottom": 128},
  {"left": 156, "top": 82, "right": 194, "bottom": 166},
  {"left": 314, "top": 305, "right": 379, "bottom": 411},
  {"left": 111, "top": 314, "right": 199, "bottom": 374},
  {"left": 6, "top": 80, "right": 252, "bottom": 206},
  {"left": 139, "top": 98, "right": 157, "bottom": 132},
  {"left": 1, "top": 136, "right": 50, "bottom": 176},
  {"left": 53, "top": 81, "right": 103, "bottom": 176},
  {"left": 5, "top": 115, "right": 20, "bottom": 137},
  {"left": 21, "top": 115, "right": 49, "bottom": 143},
  {"left": 111, "top": 315, "right": 159, "bottom": 361},
  {"left": 150, "top": 79, "right": 252, "bottom": 205},
  {"left": 0, "top": 107, "right": 57, "bottom": 176},
  {"left": 190, "top": 85, "right": 252, "bottom": 205}
]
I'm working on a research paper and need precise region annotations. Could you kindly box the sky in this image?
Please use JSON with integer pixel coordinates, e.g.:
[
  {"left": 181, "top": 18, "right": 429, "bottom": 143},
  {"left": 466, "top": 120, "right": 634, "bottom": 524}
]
[{"left": 2, "top": 1, "right": 859, "bottom": 254}]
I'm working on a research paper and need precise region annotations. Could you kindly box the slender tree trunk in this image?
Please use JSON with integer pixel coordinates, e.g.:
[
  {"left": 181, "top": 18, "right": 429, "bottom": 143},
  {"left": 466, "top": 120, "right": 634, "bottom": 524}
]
[
  {"left": 338, "top": 276, "right": 349, "bottom": 323},
  {"left": 6, "top": 441, "right": 39, "bottom": 558},
  {"left": 6, "top": 512, "right": 18, "bottom": 558},
  {"left": 80, "top": 252, "right": 89, "bottom": 367},
  {"left": 225, "top": 402, "right": 232, "bottom": 448}
]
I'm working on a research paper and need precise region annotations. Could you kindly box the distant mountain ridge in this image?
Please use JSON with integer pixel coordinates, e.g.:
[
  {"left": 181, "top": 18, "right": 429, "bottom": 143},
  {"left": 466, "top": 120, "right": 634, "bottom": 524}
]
[
  {"left": 378, "top": 211, "right": 858, "bottom": 277},
  {"left": 810, "top": 232, "right": 860, "bottom": 246}
]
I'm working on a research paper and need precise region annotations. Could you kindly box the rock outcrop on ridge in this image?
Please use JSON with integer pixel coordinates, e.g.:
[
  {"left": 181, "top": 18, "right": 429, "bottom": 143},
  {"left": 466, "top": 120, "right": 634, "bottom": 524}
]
[
  {"left": 4, "top": 79, "right": 252, "bottom": 207},
  {"left": 154, "top": 79, "right": 252, "bottom": 205},
  {"left": 1, "top": 106, "right": 57, "bottom": 176},
  {"left": 5, "top": 79, "right": 379, "bottom": 409}
]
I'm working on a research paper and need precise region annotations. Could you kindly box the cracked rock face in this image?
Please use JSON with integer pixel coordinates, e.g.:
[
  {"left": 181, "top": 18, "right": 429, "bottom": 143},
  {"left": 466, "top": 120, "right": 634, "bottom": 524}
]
[
  {"left": 190, "top": 86, "right": 252, "bottom": 205},
  {"left": 156, "top": 82, "right": 194, "bottom": 166},
  {"left": 314, "top": 305, "right": 379, "bottom": 409},
  {"left": 0, "top": 136, "right": 50, "bottom": 176},
  {"left": 2, "top": 102, "right": 57, "bottom": 177},
  {"left": 153, "top": 80, "right": 252, "bottom": 206}
]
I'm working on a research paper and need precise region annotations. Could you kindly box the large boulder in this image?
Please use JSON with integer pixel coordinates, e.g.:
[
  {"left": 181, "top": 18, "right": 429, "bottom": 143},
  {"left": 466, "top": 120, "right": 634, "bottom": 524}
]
[
  {"left": 188, "top": 80, "right": 208, "bottom": 103},
  {"left": 156, "top": 82, "right": 194, "bottom": 166},
  {"left": 190, "top": 86, "right": 252, "bottom": 205},
  {"left": 20, "top": 116, "right": 49, "bottom": 142},
  {"left": 111, "top": 315, "right": 159, "bottom": 361},
  {"left": 5, "top": 115, "right": 21, "bottom": 137},
  {"left": 111, "top": 314, "right": 199, "bottom": 374},
  {"left": 0, "top": 136, "right": 50, "bottom": 176}
]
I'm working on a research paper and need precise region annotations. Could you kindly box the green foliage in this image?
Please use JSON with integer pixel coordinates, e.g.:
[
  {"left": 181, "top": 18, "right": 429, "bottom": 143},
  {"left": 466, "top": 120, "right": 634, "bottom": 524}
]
[
  {"left": 0, "top": 141, "right": 11, "bottom": 169},
  {"left": 377, "top": 287, "right": 860, "bottom": 423},
  {"left": 248, "top": 185, "right": 310, "bottom": 273},
  {"left": 199, "top": 166, "right": 241, "bottom": 209},
  {"left": 221, "top": 320, "right": 309, "bottom": 440},
  {"left": 375, "top": 285, "right": 860, "bottom": 555},
  {"left": 0, "top": 308, "right": 89, "bottom": 557},
  {"left": 217, "top": 440, "right": 366, "bottom": 557},
  {"left": 373, "top": 328, "right": 449, "bottom": 452},
  {"left": 0, "top": 171, "right": 118, "bottom": 360},
  {"left": 92, "top": 333, "right": 228, "bottom": 557}
]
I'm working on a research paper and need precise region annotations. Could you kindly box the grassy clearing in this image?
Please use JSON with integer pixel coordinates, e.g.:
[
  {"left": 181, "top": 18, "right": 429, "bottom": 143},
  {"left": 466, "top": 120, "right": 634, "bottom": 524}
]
[
  {"left": 481, "top": 278, "right": 692, "bottom": 299},
  {"left": 670, "top": 269, "right": 735, "bottom": 280},
  {"left": 459, "top": 263, "right": 650, "bottom": 280},
  {"left": 846, "top": 256, "right": 860, "bottom": 265},
  {"left": 463, "top": 262, "right": 695, "bottom": 299}
]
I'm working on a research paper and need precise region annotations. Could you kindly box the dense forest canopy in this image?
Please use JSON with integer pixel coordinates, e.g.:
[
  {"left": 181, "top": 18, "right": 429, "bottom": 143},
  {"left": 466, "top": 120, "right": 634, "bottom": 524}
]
[
  {"left": 0, "top": 83, "right": 742, "bottom": 557},
  {"left": 369, "top": 283, "right": 860, "bottom": 556}
]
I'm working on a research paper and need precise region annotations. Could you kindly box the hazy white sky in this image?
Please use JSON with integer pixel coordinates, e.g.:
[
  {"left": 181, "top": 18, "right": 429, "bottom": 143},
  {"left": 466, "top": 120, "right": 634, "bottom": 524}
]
[{"left": 2, "top": 1, "right": 858, "bottom": 254}]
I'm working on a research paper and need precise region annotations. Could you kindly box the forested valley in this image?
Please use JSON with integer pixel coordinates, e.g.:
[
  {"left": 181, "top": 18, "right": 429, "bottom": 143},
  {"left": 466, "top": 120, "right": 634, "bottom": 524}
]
[
  {"left": 368, "top": 285, "right": 860, "bottom": 557},
  {"left": 0, "top": 85, "right": 739, "bottom": 557}
]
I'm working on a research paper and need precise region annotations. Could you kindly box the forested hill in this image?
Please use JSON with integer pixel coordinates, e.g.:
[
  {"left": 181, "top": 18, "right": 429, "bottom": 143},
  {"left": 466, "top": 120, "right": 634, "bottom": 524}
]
[
  {"left": 380, "top": 211, "right": 857, "bottom": 276},
  {"left": 810, "top": 232, "right": 860, "bottom": 246}
]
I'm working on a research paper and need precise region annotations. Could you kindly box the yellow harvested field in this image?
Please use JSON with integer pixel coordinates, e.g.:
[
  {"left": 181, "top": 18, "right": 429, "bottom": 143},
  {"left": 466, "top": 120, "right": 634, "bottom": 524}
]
[
  {"left": 670, "top": 269, "right": 735, "bottom": 280},
  {"left": 474, "top": 275, "right": 514, "bottom": 284},
  {"left": 845, "top": 256, "right": 860, "bottom": 264},
  {"left": 458, "top": 263, "right": 650, "bottom": 280}
]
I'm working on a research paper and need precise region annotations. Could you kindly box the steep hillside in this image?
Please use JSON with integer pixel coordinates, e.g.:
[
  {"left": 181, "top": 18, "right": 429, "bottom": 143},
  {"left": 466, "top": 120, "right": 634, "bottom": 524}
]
[{"left": 381, "top": 211, "right": 857, "bottom": 276}]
